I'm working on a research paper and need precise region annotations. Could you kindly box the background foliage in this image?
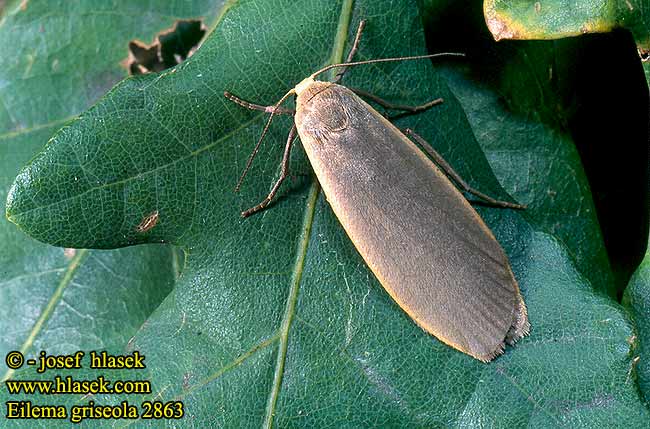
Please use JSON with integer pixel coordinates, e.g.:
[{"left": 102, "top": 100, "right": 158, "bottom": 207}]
[{"left": 1, "top": 0, "right": 649, "bottom": 427}]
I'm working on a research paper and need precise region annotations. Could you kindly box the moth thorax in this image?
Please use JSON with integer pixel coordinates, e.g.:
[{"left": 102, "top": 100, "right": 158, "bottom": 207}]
[{"left": 294, "top": 76, "right": 315, "bottom": 95}]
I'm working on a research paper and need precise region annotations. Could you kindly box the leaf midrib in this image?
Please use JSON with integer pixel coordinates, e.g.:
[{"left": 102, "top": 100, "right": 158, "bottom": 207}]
[{"left": 262, "top": 1, "right": 355, "bottom": 426}]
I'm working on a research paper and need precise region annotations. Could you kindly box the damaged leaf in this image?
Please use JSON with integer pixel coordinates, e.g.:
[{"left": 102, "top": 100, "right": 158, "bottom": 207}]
[
  {"left": 483, "top": 0, "right": 625, "bottom": 41},
  {"left": 125, "top": 19, "right": 207, "bottom": 75},
  {"left": 482, "top": 0, "right": 650, "bottom": 86},
  {"left": 483, "top": 0, "right": 650, "bottom": 66}
]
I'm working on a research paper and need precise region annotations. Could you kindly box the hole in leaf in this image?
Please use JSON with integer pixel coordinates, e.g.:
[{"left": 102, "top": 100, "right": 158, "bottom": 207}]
[{"left": 123, "top": 19, "right": 206, "bottom": 75}]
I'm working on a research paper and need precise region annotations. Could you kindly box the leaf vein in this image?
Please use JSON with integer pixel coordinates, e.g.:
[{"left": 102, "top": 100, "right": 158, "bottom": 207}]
[
  {"left": 0, "top": 249, "right": 88, "bottom": 382},
  {"left": 8, "top": 113, "right": 264, "bottom": 219}
]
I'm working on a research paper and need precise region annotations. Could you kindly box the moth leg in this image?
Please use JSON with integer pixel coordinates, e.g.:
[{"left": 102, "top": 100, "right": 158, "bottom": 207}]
[
  {"left": 403, "top": 128, "right": 526, "bottom": 210},
  {"left": 241, "top": 124, "right": 298, "bottom": 218},
  {"left": 227, "top": 89, "right": 297, "bottom": 191},
  {"left": 224, "top": 91, "right": 295, "bottom": 115},
  {"left": 333, "top": 20, "right": 366, "bottom": 84},
  {"left": 351, "top": 88, "right": 443, "bottom": 113}
]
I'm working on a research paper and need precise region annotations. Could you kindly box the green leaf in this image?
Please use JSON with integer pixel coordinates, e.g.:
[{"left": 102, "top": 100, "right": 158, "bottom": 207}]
[
  {"left": 439, "top": 56, "right": 615, "bottom": 295},
  {"left": 4, "top": 0, "right": 649, "bottom": 427},
  {"left": 0, "top": 1, "right": 221, "bottom": 350},
  {"left": 625, "top": 240, "right": 650, "bottom": 403},
  {"left": 0, "top": 127, "right": 174, "bottom": 368},
  {"left": 0, "top": 0, "right": 220, "bottom": 424},
  {"left": 482, "top": 0, "right": 636, "bottom": 40}
]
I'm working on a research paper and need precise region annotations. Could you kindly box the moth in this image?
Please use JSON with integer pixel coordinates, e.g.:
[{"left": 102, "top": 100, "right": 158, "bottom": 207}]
[{"left": 225, "top": 21, "right": 529, "bottom": 361}]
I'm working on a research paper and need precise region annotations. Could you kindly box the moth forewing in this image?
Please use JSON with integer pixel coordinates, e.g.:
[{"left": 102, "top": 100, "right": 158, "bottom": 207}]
[{"left": 293, "top": 81, "right": 529, "bottom": 361}]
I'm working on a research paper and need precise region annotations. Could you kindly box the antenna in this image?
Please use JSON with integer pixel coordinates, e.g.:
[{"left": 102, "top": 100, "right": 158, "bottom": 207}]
[{"left": 311, "top": 52, "right": 465, "bottom": 80}]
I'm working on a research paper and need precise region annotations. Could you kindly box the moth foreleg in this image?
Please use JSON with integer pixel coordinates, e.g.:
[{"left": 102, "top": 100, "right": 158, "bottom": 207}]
[
  {"left": 351, "top": 88, "right": 443, "bottom": 116},
  {"left": 241, "top": 124, "right": 298, "bottom": 217}
]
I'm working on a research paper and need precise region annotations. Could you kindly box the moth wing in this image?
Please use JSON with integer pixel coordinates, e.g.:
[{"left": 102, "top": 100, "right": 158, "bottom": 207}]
[{"left": 295, "top": 82, "right": 528, "bottom": 361}]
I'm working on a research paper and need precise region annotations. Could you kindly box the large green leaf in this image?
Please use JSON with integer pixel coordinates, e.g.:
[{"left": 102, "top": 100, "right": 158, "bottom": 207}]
[{"left": 4, "top": 0, "right": 650, "bottom": 427}]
